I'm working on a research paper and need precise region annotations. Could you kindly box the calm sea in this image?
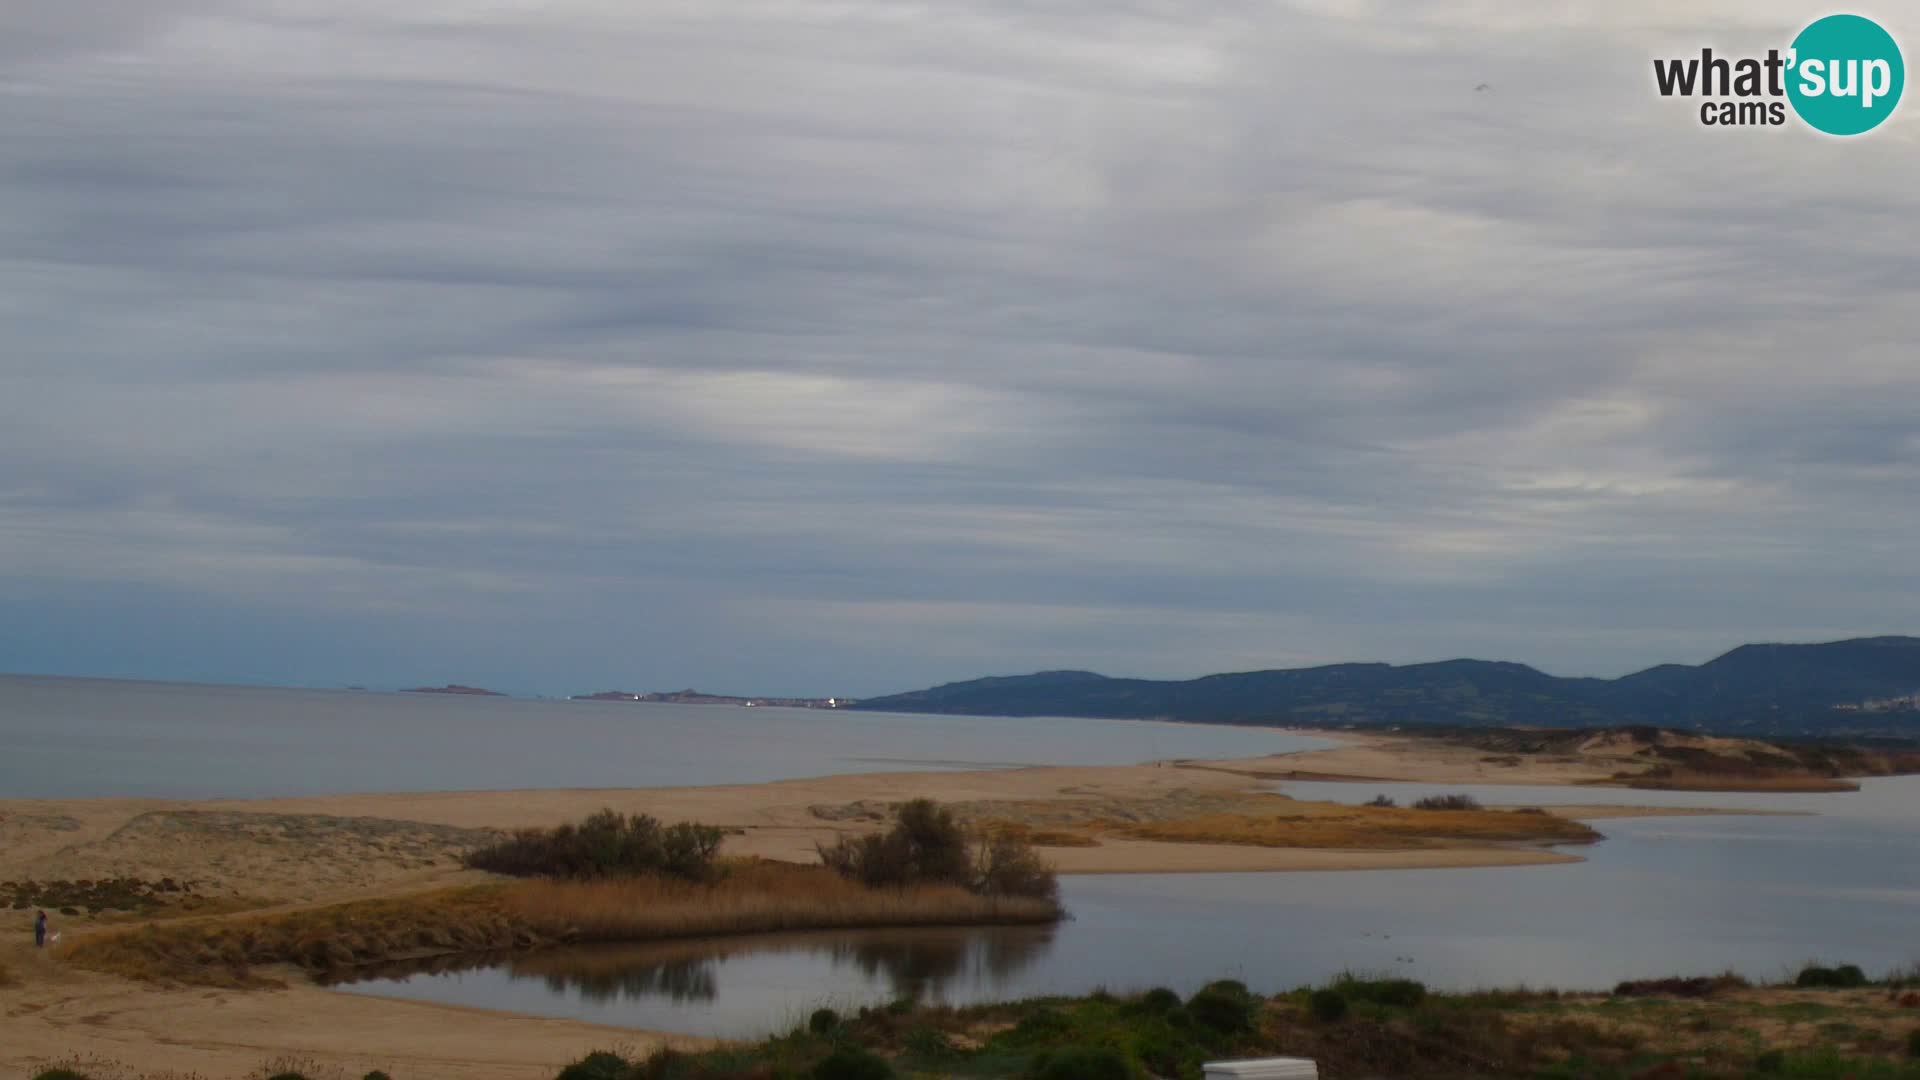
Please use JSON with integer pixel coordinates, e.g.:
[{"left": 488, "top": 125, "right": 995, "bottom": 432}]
[{"left": 0, "top": 673, "right": 1328, "bottom": 799}]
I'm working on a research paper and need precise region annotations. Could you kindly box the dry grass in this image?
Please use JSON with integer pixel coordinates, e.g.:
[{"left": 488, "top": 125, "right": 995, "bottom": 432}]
[
  {"left": 66, "top": 860, "right": 1060, "bottom": 986},
  {"left": 0, "top": 955, "right": 12, "bottom": 986},
  {"left": 977, "top": 822, "right": 1102, "bottom": 848},
  {"left": 11, "top": 1055, "right": 214, "bottom": 1080},
  {"left": 856, "top": 790, "right": 1597, "bottom": 852},
  {"left": 1110, "top": 800, "right": 1598, "bottom": 850},
  {"left": 501, "top": 860, "right": 1059, "bottom": 941},
  {"left": 1619, "top": 770, "right": 1859, "bottom": 792}
]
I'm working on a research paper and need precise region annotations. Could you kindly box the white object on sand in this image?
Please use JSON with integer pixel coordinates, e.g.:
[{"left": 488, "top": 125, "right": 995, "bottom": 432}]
[{"left": 1204, "top": 1059, "right": 1318, "bottom": 1080}]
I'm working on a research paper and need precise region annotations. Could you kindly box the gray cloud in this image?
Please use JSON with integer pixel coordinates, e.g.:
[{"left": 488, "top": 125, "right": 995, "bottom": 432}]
[{"left": 2, "top": 0, "right": 1918, "bottom": 694}]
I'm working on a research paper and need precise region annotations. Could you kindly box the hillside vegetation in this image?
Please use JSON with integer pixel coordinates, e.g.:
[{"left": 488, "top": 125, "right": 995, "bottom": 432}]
[{"left": 855, "top": 636, "right": 1920, "bottom": 737}]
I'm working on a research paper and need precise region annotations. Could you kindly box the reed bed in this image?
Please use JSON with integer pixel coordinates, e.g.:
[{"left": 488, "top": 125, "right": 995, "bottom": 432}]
[
  {"left": 67, "top": 861, "right": 1060, "bottom": 986},
  {"left": 1112, "top": 803, "right": 1599, "bottom": 850},
  {"left": 504, "top": 862, "right": 1057, "bottom": 944},
  {"left": 1621, "top": 770, "right": 1859, "bottom": 792}
]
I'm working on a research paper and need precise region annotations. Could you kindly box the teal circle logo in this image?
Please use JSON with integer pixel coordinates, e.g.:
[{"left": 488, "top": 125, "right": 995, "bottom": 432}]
[{"left": 1787, "top": 14, "right": 1904, "bottom": 135}]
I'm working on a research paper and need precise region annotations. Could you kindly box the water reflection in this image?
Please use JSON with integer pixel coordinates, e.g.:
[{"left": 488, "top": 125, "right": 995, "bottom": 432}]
[{"left": 342, "top": 925, "right": 1057, "bottom": 1037}]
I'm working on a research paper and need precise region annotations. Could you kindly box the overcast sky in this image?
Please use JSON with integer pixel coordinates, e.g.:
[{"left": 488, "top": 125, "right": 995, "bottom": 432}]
[{"left": 2, "top": 1, "right": 1917, "bottom": 697}]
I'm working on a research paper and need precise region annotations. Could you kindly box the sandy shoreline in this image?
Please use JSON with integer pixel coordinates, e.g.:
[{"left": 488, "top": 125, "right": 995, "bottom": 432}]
[
  {"left": 0, "top": 736, "right": 1689, "bottom": 893},
  {"left": 0, "top": 732, "right": 1812, "bottom": 1079}
]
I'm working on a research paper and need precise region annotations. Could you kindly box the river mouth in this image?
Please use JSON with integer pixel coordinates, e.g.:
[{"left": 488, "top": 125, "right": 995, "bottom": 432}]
[{"left": 334, "top": 777, "right": 1920, "bottom": 1036}]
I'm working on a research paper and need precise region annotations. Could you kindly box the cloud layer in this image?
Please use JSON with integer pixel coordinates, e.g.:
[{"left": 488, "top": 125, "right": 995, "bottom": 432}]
[{"left": 3, "top": 0, "right": 1918, "bottom": 695}]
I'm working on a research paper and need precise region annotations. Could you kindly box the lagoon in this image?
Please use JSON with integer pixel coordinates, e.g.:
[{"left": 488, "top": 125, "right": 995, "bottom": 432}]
[{"left": 341, "top": 777, "right": 1920, "bottom": 1036}]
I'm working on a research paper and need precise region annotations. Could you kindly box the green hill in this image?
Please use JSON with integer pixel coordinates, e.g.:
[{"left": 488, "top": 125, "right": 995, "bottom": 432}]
[{"left": 853, "top": 637, "right": 1920, "bottom": 736}]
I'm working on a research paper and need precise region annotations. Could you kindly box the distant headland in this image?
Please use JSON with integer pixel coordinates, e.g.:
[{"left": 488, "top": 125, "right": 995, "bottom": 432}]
[
  {"left": 571, "top": 688, "right": 855, "bottom": 709},
  {"left": 400, "top": 684, "right": 506, "bottom": 697}
]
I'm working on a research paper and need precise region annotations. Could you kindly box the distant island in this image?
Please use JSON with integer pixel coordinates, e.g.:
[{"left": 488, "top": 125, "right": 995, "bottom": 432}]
[
  {"left": 572, "top": 688, "right": 855, "bottom": 709},
  {"left": 401, "top": 684, "right": 506, "bottom": 697},
  {"left": 853, "top": 636, "right": 1920, "bottom": 739}
]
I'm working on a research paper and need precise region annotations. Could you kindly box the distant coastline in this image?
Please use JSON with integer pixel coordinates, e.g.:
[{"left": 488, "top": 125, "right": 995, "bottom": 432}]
[
  {"left": 570, "top": 687, "right": 855, "bottom": 709},
  {"left": 400, "top": 683, "right": 507, "bottom": 697}
]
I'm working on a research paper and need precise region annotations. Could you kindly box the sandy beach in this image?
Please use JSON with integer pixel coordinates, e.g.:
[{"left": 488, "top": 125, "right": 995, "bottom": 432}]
[{"left": 0, "top": 733, "right": 1787, "bottom": 1080}]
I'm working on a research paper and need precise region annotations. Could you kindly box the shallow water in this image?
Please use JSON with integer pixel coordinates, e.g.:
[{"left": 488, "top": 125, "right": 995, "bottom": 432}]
[
  {"left": 0, "top": 674, "right": 1328, "bottom": 799},
  {"left": 340, "top": 777, "right": 1920, "bottom": 1036}
]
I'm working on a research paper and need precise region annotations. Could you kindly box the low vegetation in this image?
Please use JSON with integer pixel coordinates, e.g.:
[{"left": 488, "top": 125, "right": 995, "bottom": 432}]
[
  {"left": 533, "top": 966, "right": 1920, "bottom": 1080},
  {"left": 1411, "top": 794, "right": 1483, "bottom": 811},
  {"left": 29, "top": 1063, "right": 395, "bottom": 1080},
  {"left": 3, "top": 876, "right": 200, "bottom": 916},
  {"left": 38, "top": 962, "right": 1920, "bottom": 1078},
  {"left": 1110, "top": 797, "right": 1597, "bottom": 850},
  {"left": 463, "top": 810, "right": 727, "bottom": 881},
  {"left": 1798, "top": 963, "right": 1872, "bottom": 989},
  {"left": 817, "top": 799, "right": 1059, "bottom": 902},
  {"left": 65, "top": 860, "right": 1060, "bottom": 987},
  {"left": 1427, "top": 724, "right": 1920, "bottom": 791}
]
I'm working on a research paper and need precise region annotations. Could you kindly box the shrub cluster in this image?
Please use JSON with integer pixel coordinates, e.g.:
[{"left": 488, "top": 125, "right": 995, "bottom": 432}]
[
  {"left": 1028, "top": 1046, "right": 1131, "bottom": 1080},
  {"left": 817, "top": 799, "right": 1058, "bottom": 902},
  {"left": 1612, "top": 974, "right": 1749, "bottom": 998},
  {"left": 1187, "top": 980, "right": 1257, "bottom": 1034},
  {"left": 1332, "top": 975, "right": 1427, "bottom": 1008},
  {"left": 1795, "top": 962, "right": 1869, "bottom": 989},
  {"left": 1308, "top": 987, "right": 1349, "bottom": 1022},
  {"left": 465, "top": 810, "right": 725, "bottom": 881},
  {"left": 1410, "top": 794, "right": 1483, "bottom": 811}
]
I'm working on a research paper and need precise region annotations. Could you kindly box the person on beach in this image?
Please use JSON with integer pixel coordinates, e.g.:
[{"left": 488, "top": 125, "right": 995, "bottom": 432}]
[{"left": 35, "top": 909, "right": 48, "bottom": 948}]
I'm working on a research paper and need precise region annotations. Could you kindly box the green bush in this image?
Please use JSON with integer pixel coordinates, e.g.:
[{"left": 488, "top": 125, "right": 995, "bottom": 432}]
[
  {"left": 662, "top": 822, "right": 727, "bottom": 879},
  {"left": 1754, "top": 1049, "right": 1786, "bottom": 1073},
  {"left": 364, "top": 1073, "right": 393, "bottom": 1080},
  {"left": 32, "top": 1071, "right": 91, "bottom": 1080},
  {"left": 809, "top": 1007, "right": 842, "bottom": 1034},
  {"left": 1139, "top": 987, "right": 1183, "bottom": 1014},
  {"left": 1908, "top": 1029, "right": 1920, "bottom": 1059},
  {"left": 1008, "top": 1007, "right": 1077, "bottom": 1044},
  {"left": 557, "top": 1050, "right": 635, "bottom": 1080},
  {"left": 1335, "top": 976, "right": 1427, "bottom": 1008},
  {"left": 903, "top": 1026, "right": 958, "bottom": 1059},
  {"left": 817, "top": 798, "right": 1057, "bottom": 901},
  {"left": 1794, "top": 963, "right": 1869, "bottom": 988},
  {"left": 264, "top": 1074, "right": 310, "bottom": 1080},
  {"left": 1187, "top": 983, "right": 1256, "bottom": 1034},
  {"left": 632, "top": 1048, "right": 689, "bottom": 1080},
  {"left": 1308, "top": 988, "right": 1349, "bottom": 1023},
  {"left": 1029, "top": 1046, "right": 1133, "bottom": 1080},
  {"left": 975, "top": 832, "right": 1061, "bottom": 903},
  {"left": 1366, "top": 794, "right": 1396, "bottom": 807},
  {"left": 811, "top": 1046, "right": 894, "bottom": 1080},
  {"left": 466, "top": 810, "right": 723, "bottom": 881},
  {"left": 1130, "top": 1027, "right": 1202, "bottom": 1078}
]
